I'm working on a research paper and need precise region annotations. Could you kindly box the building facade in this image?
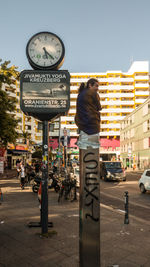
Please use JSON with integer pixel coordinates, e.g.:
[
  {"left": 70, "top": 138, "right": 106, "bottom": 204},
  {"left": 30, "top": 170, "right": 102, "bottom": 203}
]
[
  {"left": 120, "top": 97, "right": 150, "bottom": 170},
  {"left": 59, "top": 61, "right": 150, "bottom": 160},
  {"left": 1, "top": 61, "right": 150, "bottom": 166}
]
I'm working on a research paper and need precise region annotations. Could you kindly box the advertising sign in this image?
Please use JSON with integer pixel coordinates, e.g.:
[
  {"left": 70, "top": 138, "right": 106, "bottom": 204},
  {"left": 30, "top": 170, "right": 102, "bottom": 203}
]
[
  {"left": 20, "top": 70, "right": 70, "bottom": 121},
  {"left": 60, "top": 128, "right": 70, "bottom": 147}
]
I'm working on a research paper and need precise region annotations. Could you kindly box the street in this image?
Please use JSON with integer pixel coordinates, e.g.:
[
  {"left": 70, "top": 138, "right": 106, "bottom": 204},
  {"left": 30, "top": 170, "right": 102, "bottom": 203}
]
[
  {"left": 100, "top": 170, "right": 150, "bottom": 223},
  {"left": 1, "top": 171, "right": 150, "bottom": 266}
]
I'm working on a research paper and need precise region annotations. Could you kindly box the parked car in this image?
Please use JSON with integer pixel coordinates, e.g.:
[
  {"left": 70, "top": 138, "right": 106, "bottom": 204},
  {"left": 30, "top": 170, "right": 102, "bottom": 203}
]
[
  {"left": 100, "top": 161, "right": 126, "bottom": 181},
  {"left": 139, "top": 169, "right": 150, "bottom": 193}
]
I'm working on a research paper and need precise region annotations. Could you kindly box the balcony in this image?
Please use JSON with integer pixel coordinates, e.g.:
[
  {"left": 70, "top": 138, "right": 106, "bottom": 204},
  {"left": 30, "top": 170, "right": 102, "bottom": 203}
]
[
  {"left": 71, "top": 78, "right": 89, "bottom": 83},
  {"left": 68, "top": 109, "right": 76, "bottom": 114},
  {"left": 101, "top": 116, "right": 126, "bottom": 121},
  {"left": 99, "top": 93, "right": 134, "bottom": 98},
  {"left": 135, "top": 91, "right": 149, "bottom": 96},
  {"left": 99, "top": 78, "right": 134, "bottom": 83},
  {"left": 61, "top": 116, "right": 74, "bottom": 121},
  {"left": 101, "top": 123, "right": 120, "bottom": 129},
  {"left": 134, "top": 76, "right": 149, "bottom": 81},
  {"left": 100, "top": 131, "right": 120, "bottom": 136},
  {"left": 70, "top": 86, "right": 78, "bottom": 90},
  {"left": 134, "top": 83, "right": 149, "bottom": 88},
  {"left": 101, "top": 100, "right": 134, "bottom": 105},
  {"left": 62, "top": 124, "right": 77, "bottom": 129},
  {"left": 99, "top": 85, "right": 134, "bottom": 90},
  {"left": 70, "top": 94, "right": 78, "bottom": 98},
  {"left": 70, "top": 101, "right": 76, "bottom": 106},
  {"left": 135, "top": 99, "right": 147, "bottom": 104},
  {"left": 101, "top": 108, "right": 134, "bottom": 113}
]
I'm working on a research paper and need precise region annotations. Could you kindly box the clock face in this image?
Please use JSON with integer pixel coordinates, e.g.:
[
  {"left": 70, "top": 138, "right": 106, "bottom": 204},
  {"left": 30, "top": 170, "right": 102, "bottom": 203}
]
[{"left": 26, "top": 32, "right": 65, "bottom": 70}]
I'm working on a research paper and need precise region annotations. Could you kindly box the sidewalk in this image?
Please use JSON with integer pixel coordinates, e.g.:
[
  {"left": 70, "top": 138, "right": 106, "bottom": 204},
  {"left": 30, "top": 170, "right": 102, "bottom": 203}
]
[
  {"left": 0, "top": 177, "right": 150, "bottom": 266},
  {"left": 0, "top": 169, "right": 17, "bottom": 179}
]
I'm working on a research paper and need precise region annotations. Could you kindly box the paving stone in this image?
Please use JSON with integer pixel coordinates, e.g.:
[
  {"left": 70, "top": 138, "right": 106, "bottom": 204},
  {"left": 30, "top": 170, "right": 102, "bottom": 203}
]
[{"left": 1, "top": 177, "right": 150, "bottom": 266}]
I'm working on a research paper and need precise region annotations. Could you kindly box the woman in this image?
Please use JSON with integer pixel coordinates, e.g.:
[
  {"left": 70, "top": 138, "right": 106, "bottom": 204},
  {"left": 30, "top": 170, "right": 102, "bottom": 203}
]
[
  {"left": 75, "top": 78, "right": 102, "bottom": 134},
  {"left": 75, "top": 78, "right": 102, "bottom": 148}
]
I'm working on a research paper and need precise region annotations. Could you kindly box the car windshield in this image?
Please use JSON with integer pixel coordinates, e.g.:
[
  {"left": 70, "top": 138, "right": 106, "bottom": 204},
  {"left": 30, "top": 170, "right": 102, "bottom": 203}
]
[{"left": 105, "top": 162, "right": 122, "bottom": 169}]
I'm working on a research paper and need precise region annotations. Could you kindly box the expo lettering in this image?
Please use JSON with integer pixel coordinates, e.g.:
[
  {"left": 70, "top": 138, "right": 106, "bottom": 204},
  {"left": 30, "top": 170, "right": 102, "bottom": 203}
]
[{"left": 83, "top": 152, "right": 99, "bottom": 222}]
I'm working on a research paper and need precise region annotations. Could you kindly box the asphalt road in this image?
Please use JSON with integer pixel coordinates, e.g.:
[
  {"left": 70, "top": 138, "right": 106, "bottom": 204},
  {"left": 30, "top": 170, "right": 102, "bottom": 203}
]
[{"left": 100, "top": 170, "right": 150, "bottom": 224}]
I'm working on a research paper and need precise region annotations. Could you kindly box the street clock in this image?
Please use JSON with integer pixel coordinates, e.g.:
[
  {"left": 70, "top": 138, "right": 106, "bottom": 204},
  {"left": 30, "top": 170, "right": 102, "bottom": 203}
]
[{"left": 26, "top": 31, "right": 65, "bottom": 70}]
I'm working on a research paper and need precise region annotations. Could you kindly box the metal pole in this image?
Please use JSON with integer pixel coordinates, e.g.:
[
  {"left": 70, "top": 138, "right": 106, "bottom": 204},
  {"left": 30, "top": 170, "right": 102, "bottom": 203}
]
[
  {"left": 64, "top": 146, "right": 67, "bottom": 169},
  {"left": 58, "top": 117, "right": 61, "bottom": 149},
  {"left": 79, "top": 147, "right": 100, "bottom": 267},
  {"left": 41, "top": 120, "right": 49, "bottom": 234},
  {"left": 124, "top": 191, "right": 129, "bottom": 224},
  {"left": 58, "top": 117, "right": 61, "bottom": 174}
]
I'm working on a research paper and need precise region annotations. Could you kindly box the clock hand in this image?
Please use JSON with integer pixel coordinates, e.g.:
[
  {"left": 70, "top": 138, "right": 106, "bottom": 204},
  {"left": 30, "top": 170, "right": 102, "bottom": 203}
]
[
  {"left": 46, "top": 52, "right": 54, "bottom": 60},
  {"left": 43, "top": 47, "right": 48, "bottom": 59},
  {"left": 43, "top": 47, "right": 54, "bottom": 60}
]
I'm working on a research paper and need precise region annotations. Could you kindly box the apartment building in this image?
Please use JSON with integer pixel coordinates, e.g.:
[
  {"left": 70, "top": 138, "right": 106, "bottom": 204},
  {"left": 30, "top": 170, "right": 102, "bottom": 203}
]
[
  {"left": 60, "top": 61, "right": 149, "bottom": 159},
  {"left": 2, "top": 61, "right": 150, "bottom": 165},
  {"left": 120, "top": 97, "right": 150, "bottom": 170}
]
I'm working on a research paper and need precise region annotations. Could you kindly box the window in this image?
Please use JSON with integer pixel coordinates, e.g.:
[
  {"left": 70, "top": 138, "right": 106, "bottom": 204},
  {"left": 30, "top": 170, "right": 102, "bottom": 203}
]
[
  {"left": 147, "top": 120, "right": 150, "bottom": 131},
  {"left": 143, "top": 104, "right": 148, "bottom": 116},
  {"left": 146, "top": 171, "right": 150, "bottom": 177},
  {"left": 143, "top": 121, "right": 147, "bottom": 132},
  {"left": 143, "top": 138, "right": 149, "bottom": 149}
]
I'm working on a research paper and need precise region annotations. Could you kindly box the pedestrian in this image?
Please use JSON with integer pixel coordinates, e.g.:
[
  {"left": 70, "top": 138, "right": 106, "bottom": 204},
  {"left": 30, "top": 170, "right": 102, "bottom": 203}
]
[
  {"left": 126, "top": 161, "right": 129, "bottom": 169},
  {"left": 75, "top": 78, "right": 102, "bottom": 148},
  {"left": 20, "top": 162, "right": 26, "bottom": 190},
  {"left": 16, "top": 159, "right": 21, "bottom": 179}
]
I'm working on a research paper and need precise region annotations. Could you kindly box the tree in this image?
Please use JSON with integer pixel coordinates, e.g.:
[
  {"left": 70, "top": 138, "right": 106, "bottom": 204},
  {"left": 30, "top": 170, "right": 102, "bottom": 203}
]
[
  {"left": 0, "top": 60, "right": 19, "bottom": 147},
  {"left": 21, "top": 131, "right": 31, "bottom": 145},
  {"left": 32, "top": 146, "right": 42, "bottom": 159}
]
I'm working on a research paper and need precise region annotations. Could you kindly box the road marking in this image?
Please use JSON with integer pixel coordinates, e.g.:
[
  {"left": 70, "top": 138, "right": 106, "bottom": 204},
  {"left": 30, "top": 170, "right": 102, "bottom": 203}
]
[
  {"left": 101, "top": 191, "right": 150, "bottom": 210},
  {"left": 100, "top": 203, "right": 150, "bottom": 225}
]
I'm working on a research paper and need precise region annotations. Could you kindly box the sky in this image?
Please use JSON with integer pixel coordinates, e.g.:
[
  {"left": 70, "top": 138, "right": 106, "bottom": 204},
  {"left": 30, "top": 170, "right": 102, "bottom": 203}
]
[{"left": 1, "top": 0, "right": 150, "bottom": 73}]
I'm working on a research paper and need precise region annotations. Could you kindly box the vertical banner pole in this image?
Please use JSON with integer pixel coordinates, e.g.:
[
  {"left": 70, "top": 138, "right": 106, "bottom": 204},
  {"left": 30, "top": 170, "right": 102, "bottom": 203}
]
[
  {"left": 41, "top": 120, "right": 49, "bottom": 234},
  {"left": 79, "top": 147, "right": 100, "bottom": 267}
]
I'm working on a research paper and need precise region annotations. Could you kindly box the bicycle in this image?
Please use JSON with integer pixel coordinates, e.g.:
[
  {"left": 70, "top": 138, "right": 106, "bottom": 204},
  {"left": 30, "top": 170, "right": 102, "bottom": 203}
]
[{"left": 58, "top": 174, "right": 77, "bottom": 202}]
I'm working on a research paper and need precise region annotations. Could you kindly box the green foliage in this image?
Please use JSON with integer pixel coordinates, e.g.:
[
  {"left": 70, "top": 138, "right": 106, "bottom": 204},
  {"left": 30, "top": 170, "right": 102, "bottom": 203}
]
[
  {"left": 0, "top": 60, "right": 19, "bottom": 87},
  {"left": 32, "top": 145, "right": 42, "bottom": 159},
  {"left": 0, "top": 60, "right": 19, "bottom": 147},
  {"left": 32, "top": 149, "right": 42, "bottom": 159},
  {"left": 21, "top": 131, "right": 31, "bottom": 144}
]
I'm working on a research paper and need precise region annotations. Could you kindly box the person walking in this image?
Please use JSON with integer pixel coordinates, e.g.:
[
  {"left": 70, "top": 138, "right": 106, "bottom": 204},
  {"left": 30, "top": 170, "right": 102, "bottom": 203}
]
[
  {"left": 75, "top": 78, "right": 102, "bottom": 148},
  {"left": 16, "top": 159, "right": 21, "bottom": 179},
  {"left": 20, "top": 162, "right": 26, "bottom": 190}
]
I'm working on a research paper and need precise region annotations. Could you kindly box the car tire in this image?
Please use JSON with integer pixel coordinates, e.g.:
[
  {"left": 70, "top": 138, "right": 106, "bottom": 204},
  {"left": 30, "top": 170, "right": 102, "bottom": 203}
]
[{"left": 140, "top": 184, "right": 146, "bottom": 194}]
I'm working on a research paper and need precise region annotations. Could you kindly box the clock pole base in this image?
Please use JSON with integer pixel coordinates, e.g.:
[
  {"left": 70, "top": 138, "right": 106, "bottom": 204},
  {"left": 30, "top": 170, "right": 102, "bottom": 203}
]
[{"left": 27, "top": 222, "right": 53, "bottom": 228}]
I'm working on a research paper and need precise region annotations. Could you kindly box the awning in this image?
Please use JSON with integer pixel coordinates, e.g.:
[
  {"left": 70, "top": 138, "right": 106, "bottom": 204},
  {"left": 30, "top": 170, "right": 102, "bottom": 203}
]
[{"left": 7, "top": 149, "right": 30, "bottom": 155}]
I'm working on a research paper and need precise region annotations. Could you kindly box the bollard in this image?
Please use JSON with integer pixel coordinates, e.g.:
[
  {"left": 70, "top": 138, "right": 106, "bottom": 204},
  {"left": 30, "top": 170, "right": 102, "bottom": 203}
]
[{"left": 124, "top": 191, "right": 129, "bottom": 224}]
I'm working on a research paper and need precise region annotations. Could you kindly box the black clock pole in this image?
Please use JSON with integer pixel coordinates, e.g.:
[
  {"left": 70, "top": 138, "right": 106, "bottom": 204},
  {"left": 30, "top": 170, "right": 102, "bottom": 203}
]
[
  {"left": 41, "top": 120, "right": 49, "bottom": 234},
  {"left": 22, "top": 31, "right": 70, "bottom": 235}
]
